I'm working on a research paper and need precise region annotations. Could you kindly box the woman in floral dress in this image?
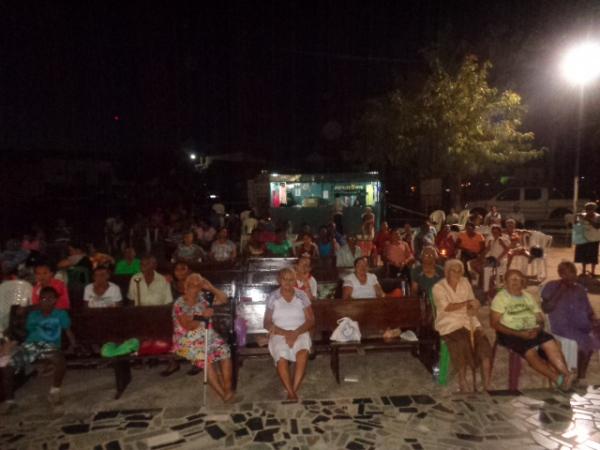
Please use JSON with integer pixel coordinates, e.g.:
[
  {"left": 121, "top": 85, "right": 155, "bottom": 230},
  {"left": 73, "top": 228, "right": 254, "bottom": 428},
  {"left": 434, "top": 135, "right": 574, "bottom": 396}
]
[{"left": 171, "top": 273, "right": 234, "bottom": 402}]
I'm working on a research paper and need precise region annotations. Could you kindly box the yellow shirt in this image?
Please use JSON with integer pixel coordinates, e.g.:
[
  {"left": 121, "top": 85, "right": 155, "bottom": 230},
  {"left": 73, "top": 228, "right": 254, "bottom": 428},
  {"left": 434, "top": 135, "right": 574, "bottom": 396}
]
[{"left": 491, "top": 289, "right": 540, "bottom": 331}]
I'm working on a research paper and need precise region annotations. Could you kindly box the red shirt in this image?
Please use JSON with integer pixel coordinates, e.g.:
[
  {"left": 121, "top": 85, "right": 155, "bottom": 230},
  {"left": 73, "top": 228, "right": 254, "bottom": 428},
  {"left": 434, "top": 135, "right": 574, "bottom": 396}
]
[{"left": 32, "top": 278, "right": 70, "bottom": 310}]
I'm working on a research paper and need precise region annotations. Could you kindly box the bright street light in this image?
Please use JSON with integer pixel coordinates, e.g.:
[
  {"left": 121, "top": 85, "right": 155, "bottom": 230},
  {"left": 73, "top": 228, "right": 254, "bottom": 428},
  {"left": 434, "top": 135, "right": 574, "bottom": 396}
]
[
  {"left": 189, "top": 152, "right": 197, "bottom": 161},
  {"left": 561, "top": 42, "right": 600, "bottom": 86},
  {"left": 560, "top": 41, "right": 600, "bottom": 221}
]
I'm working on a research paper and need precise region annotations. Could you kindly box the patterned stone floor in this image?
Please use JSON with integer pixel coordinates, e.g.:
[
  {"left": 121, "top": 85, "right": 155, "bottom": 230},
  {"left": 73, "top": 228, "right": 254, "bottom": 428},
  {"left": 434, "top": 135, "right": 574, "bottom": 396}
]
[{"left": 3, "top": 387, "right": 600, "bottom": 449}]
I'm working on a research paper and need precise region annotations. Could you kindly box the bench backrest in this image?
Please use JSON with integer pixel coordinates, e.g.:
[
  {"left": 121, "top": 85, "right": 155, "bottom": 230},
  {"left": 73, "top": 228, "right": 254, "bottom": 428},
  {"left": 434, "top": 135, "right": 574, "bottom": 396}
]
[{"left": 311, "top": 297, "right": 430, "bottom": 341}]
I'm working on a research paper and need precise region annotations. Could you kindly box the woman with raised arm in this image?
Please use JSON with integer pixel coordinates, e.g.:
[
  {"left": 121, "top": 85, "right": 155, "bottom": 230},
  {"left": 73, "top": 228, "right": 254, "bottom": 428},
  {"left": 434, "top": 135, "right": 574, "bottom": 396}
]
[{"left": 169, "top": 273, "right": 235, "bottom": 402}]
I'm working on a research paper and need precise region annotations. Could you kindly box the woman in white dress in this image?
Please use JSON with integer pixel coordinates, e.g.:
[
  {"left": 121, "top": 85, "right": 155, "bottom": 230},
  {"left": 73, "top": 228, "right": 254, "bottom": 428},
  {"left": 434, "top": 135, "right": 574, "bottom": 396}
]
[
  {"left": 342, "top": 256, "right": 385, "bottom": 300},
  {"left": 263, "top": 268, "right": 315, "bottom": 400}
]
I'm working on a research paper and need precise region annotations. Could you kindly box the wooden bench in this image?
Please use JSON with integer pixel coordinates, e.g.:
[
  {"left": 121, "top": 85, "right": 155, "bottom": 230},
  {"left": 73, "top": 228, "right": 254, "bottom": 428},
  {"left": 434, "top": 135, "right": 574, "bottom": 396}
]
[
  {"left": 2, "top": 292, "right": 234, "bottom": 400},
  {"left": 233, "top": 290, "right": 436, "bottom": 385},
  {"left": 311, "top": 297, "right": 435, "bottom": 383}
]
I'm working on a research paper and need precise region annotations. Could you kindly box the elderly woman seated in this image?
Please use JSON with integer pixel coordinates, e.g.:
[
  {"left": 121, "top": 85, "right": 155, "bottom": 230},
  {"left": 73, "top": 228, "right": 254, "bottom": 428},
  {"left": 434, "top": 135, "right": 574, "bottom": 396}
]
[
  {"left": 342, "top": 256, "right": 385, "bottom": 300},
  {"left": 491, "top": 269, "right": 575, "bottom": 390},
  {"left": 542, "top": 261, "right": 600, "bottom": 379},
  {"left": 263, "top": 268, "right": 315, "bottom": 400},
  {"left": 169, "top": 273, "right": 235, "bottom": 402},
  {"left": 432, "top": 259, "right": 492, "bottom": 392}
]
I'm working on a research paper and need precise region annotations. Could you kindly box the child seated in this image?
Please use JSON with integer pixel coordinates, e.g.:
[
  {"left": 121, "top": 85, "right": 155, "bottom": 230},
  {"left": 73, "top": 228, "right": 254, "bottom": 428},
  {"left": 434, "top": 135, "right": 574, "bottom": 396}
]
[{"left": 0, "top": 286, "right": 76, "bottom": 414}]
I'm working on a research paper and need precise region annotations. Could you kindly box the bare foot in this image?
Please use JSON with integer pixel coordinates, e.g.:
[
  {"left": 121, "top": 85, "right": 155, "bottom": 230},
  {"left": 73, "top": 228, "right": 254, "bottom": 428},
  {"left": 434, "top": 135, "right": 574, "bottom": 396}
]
[
  {"left": 563, "top": 371, "right": 576, "bottom": 391},
  {"left": 286, "top": 393, "right": 298, "bottom": 401}
]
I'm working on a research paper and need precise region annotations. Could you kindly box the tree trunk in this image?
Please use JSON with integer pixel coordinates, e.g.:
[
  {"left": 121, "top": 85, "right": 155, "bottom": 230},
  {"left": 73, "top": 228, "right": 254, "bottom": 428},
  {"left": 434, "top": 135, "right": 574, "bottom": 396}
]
[{"left": 449, "top": 173, "right": 463, "bottom": 211}]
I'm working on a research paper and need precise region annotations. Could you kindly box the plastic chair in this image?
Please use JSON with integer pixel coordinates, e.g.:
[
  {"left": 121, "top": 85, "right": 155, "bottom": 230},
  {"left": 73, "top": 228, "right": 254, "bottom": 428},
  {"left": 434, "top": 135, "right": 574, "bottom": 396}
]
[
  {"left": 427, "top": 291, "right": 450, "bottom": 386},
  {"left": 458, "top": 209, "right": 471, "bottom": 227},
  {"left": 525, "top": 231, "right": 552, "bottom": 282},
  {"left": 429, "top": 210, "right": 446, "bottom": 233}
]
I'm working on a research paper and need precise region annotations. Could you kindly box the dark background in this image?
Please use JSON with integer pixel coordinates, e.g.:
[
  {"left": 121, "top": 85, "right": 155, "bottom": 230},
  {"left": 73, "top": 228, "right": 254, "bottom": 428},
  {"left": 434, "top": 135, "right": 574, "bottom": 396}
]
[{"left": 1, "top": 1, "right": 599, "bottom": 223}]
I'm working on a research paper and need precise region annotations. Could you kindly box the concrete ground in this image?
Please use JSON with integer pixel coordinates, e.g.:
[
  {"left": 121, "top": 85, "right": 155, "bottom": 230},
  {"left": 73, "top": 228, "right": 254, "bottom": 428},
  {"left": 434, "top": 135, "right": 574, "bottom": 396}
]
[{"left": 2, "top": 244, "right": 600, "bottom": 449}]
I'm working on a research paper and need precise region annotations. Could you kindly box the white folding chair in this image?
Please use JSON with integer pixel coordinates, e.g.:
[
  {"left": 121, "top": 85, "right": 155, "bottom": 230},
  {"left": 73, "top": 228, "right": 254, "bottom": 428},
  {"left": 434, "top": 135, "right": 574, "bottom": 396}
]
[
  {"left": 429, "top": 210, "right": 446, "bottom": 232},
  {"left": 525, "top": 231, "right": 552, "bottom": 282},
  {"left": 458, "top": 209, "right": 471, "bottom": 227}
]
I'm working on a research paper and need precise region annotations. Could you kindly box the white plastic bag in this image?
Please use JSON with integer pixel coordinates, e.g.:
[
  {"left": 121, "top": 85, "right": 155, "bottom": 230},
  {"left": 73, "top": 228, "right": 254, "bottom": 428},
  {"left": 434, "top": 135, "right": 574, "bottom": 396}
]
[{"left": 330, "top": 317, "right": 361, "bottom": 343}]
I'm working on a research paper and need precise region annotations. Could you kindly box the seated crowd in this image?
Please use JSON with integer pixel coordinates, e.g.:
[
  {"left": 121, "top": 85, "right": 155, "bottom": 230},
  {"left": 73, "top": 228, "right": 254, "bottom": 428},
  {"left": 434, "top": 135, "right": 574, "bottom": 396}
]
[{"left": 0, "top": 204, "right": 592, "bottom": 410}]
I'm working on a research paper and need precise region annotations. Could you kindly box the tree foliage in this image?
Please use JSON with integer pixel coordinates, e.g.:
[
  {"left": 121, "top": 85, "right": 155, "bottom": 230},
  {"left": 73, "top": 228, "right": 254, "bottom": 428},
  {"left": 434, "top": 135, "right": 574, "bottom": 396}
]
[{"left": 354, "top": 55, "right": 544, "bottom": 206}]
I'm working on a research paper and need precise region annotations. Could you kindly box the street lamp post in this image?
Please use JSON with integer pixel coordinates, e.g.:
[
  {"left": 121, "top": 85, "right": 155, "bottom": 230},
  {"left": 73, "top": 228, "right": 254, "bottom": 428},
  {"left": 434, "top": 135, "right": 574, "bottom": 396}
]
[{"left": 561, "top": 42, "right": 600, "bottom": 217}]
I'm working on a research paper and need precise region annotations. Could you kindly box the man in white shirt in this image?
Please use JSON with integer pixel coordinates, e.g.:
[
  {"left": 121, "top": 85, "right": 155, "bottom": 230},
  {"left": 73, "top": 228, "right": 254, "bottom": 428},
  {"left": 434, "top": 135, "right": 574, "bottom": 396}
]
[
  {"left": 127, "top": 255, "right": 173, "bottom": 306},
  {"left": 84, "top": 266, "right": 122, "bottom": 308},
  {"left": 336, "top": 235, "right": 363, "bottom": 268}
]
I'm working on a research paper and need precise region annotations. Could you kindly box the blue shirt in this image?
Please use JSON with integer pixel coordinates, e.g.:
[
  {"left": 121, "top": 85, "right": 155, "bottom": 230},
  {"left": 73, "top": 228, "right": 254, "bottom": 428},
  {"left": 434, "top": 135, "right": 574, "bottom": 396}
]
[{"left": 26, "top": 309, "right": 71, "bottom": 347}]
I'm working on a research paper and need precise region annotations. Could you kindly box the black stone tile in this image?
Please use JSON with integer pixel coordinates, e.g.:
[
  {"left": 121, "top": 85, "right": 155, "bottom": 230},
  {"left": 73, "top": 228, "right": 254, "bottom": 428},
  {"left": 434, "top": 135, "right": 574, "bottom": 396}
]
[
  {"left": 186, "top": 413, "right": 206, "bottom": 420},
  {"left": 381, "top": 396, "right": 391, "bottom": 405},
  {"left": 62, "top": 424, "right": 90, "bottom": 434},
  {"left": 231, "top": 413, "right": 246, "bottom": 423},
  {"left": 94, "top": 446, "right": 102, "bottom": 450},
  {"left": 125, "top": 422, "right": 149, "bottom": 429},
  {"left": 302, "top": 427, "right": 311, "bottom": 434},
  {"left": 254, "top": 428, "right": 278, "bottom": 443},
  {"left": 205, "top": 424, "right": 226, "bottom": 440},
  {"left": 354, "top": 420, "right": 383, "bottom": 429},
  {"left": 411, "top": 444, "right": 424, "bottom": 450},
  {"left": 323, "top": 408, "right": 333, "bottom": 415},
  {"left": 352, "top": 398, "right": 373, "bottom": 404},
  {"left": 171, "top": 419, "right": 204, "bottom": 431},
  {"left": 456, "top": 433, "right": 484, "bottom": 442},
  {"left": 266, "top": 418, "right": 280, "bottom": 427},
  {"left": 487, "top": 390, "right": 522, "bottom": 396},
  {"left": 152, "top": 439, "right": 186, "bottom": 449},
  {"left": 389, "top": 396, "right": 412, "bottom": 407},
  {"left": 320, "top": 400, "right": 335, "bottom": 405},
  {"left": 105, "top": 441, "right": 122, "bottom": 450},
  {"left": 397, "top": 407, "right": 418, "bottom": 413},
  {"left": 302, "top": 400, "right": 317, "bottom": 405},
  {"left": 312, "top": 415, "right": 330, "bottom": 424},
  {"left": 412, "top": 395, "right": 435, "bottom": 405},
  {"left": 405, "top": 438, "right": 418, "bottom": 443},
  {"left": 57, "top": 441, "right": 69, "bottom": 449},
  {"left": 346, "top": 441, "right": 365, "bottom": 450},
  {"left": 273, "top": 442, "right": 287, "bottom": 450},
  {"left": 358, "top": 404, "right": 365, "bottom": 415},
  {"left": 333, "top": 415, "right": 352, "bottom": 420},
  {"left": 94, "top": 411, "right": 120, "bottom": 421},
  {"left": 246, "top": 417, "right": 263, "bottom": 431},
  {"left": 416, "top": 412, "right": 427, "bottom": 419},
  {"left": 314, "top": 426, "right": 325, "bottom": 434},
  {"left": 119, "top": 409, "right": 158, "bottom": 414},
  {"left": 354, "top": 415, "right": 373, "bottom": 420},
  {"left": 125, "top": 414, "right": 152, "bottom": 421},
  {"left": 235, "top": 428, "right": 249, "bottom": 438},
  {"left": 7, "top": 435, "right": 25, "bottom": 443},
  {"left": 290, "top": 419, "right": 298, "bottom": 434}
]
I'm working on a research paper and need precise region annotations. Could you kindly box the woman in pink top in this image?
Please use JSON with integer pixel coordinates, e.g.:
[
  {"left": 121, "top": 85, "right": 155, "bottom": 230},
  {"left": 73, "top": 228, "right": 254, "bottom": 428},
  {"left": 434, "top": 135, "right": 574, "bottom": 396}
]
[{"left": 432, "top": 259, "right": 492, "bottom": 392}]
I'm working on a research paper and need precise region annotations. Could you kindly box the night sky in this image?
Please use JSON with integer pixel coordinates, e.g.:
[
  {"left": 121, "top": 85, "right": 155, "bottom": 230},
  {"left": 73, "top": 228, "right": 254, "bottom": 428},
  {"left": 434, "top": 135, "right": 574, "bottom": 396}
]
[{"left": 2, "top": 1, "right": 600, "bottom": 183}]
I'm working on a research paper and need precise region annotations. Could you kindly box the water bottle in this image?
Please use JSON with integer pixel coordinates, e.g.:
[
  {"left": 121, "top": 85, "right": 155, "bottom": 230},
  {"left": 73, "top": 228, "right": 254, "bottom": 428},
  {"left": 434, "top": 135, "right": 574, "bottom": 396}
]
[
  {"left": 432, "top": 364, "right": 440, "bottom": 382},
  {"left": 401, "top": 279, "right": 407, "bottom": 297}
]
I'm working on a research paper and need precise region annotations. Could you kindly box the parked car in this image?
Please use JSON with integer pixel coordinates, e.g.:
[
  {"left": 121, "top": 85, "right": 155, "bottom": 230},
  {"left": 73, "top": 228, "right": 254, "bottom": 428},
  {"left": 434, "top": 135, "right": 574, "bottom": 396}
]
[{"left": 466, "top": 187, "right": 589, "bottom": 223}]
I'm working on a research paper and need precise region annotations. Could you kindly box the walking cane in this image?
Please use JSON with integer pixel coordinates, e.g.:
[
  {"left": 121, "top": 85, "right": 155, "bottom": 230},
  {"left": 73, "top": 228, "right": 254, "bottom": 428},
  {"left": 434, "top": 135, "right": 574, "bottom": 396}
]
[
  {"left": 204, "top": 318, "right": 212, "bottom": 385},
  {"left": 469, "top": 307, "right": 477, "bottom": 391}
]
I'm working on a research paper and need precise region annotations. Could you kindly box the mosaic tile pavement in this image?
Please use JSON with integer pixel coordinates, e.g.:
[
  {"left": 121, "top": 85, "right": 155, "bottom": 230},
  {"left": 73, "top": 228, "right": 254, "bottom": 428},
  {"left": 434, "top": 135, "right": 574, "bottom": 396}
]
[{"left": 4, "top": 387, "right": 600, "bottom": 449}]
